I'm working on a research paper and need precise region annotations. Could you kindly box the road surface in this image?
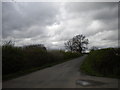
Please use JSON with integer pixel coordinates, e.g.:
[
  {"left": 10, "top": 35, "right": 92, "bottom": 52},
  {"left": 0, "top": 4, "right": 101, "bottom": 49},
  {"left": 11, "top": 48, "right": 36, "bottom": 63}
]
[{"left": 3, "top": 55, "right": 118, "bottom": 88}]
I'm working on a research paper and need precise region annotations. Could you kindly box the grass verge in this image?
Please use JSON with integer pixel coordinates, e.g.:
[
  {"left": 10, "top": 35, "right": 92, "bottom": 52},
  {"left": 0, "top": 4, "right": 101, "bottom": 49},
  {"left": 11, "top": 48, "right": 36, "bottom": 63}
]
[{"left": 80, "top": 48, "right": 120, "bottom": 79}]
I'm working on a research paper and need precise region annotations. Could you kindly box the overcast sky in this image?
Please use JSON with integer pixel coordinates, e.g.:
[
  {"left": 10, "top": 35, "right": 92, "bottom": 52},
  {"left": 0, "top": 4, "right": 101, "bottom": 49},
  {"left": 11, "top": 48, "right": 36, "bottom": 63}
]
[{"left": 2, "top": 2, "right": 118, "bottom": 50}]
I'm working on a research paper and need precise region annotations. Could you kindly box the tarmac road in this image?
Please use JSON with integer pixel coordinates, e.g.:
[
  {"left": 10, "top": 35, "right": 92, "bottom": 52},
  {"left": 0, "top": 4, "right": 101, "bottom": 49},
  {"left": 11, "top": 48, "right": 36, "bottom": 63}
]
[{"left": 3, "top": 55, "right": 118, "bottom": 88}]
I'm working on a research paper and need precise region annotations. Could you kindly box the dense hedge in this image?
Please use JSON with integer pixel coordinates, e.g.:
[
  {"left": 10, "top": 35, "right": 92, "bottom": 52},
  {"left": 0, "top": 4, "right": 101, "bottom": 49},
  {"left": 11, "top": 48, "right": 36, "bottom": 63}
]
[
  {"left": 2, "top": 44, "right": 82, "bottom": 76},
  {"left": 2, "top": 45, "right": 24, "bottom": 75},
  {"left": 80, "top": 48, "right": 120, "bottom": 78}
]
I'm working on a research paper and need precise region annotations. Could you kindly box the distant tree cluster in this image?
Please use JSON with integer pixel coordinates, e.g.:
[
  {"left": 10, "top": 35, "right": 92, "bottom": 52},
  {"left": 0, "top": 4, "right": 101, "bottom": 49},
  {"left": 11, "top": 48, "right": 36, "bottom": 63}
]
[
  {"left": 23, "top": 44, "right": 47, "bottom": 51},
  {"left": 65, "top": 34, "right": 89, "bottom": 53}
]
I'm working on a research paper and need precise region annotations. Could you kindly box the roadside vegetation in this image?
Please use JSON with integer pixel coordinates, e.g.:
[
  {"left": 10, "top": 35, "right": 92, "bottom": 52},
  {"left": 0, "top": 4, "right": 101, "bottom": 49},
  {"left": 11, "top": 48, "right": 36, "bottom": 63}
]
[
  {"left": 2, "top": 41, "right": 82, "bottom": 81},
  {"left": 80, "top": 48, "right": 120, "bottom": 79}
]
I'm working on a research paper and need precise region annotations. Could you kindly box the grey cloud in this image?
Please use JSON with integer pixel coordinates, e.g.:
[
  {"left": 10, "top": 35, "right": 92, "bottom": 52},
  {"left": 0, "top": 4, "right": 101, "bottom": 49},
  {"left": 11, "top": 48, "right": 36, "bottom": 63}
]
[
  {"left": 65, "top": 2, "right": 117, "bottom": 14},
  {"left": 63, "top": 2, "right": 118, "bottom": 37},
  {"left": 2, "top": 2, "right": 118, "bottom": 49},
  {"left": 2, "top": 2, "right": 60, "bottom": 38}
]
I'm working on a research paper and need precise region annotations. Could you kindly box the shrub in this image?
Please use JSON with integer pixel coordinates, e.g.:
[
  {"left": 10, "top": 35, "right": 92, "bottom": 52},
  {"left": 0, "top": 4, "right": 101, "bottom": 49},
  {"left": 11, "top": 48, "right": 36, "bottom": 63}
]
[
  {"left": 2, "top": 42, "right": 82, "bottom": 76},
  {"left": 2, "top": 45, "right": 24, "bottom": 74},
  {"left": 80, "top": 48, "right": 120, "bottom": 78}
]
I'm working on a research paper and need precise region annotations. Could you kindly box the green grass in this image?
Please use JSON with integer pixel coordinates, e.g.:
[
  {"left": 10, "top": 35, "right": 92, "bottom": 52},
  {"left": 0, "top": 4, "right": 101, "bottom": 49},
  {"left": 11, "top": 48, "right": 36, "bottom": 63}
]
[{"left": 80, "top": 48, "right": 120, "bottom": 79}]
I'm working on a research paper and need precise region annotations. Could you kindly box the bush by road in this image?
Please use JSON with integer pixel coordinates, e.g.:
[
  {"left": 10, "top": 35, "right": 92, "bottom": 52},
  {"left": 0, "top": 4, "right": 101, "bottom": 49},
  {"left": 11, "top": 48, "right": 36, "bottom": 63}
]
[
  {"left": 80, "top": 48, "right": 120, "bottom": 79},
  {"left": 2, "top": 43, "right": 82, "bottom": 81}
]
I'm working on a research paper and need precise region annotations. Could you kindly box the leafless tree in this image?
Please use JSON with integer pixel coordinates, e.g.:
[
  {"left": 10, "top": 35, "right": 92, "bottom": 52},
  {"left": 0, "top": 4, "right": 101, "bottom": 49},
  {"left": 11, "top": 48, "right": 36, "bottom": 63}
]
[{"left": 65, "top": 34, "right": 89, "bottom": 53}]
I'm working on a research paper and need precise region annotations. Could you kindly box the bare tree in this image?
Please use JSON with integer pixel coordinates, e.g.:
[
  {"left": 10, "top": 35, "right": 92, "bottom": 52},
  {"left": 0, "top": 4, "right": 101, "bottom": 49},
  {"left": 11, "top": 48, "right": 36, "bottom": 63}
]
[
  {"left": 65, "top": 39, "right": 73, "bottom": 51},
  {"left": 65, "top": 34, "right": 89, "bottom": 53},
  {"left": 2, "top": 40, "right": 14, "bottom": 47}
]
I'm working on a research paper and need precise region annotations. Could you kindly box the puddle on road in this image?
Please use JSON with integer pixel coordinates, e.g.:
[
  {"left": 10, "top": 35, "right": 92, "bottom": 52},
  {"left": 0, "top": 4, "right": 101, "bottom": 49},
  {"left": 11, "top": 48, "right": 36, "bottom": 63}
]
[{"left": 76, "top": 79, "right": 105, "bottom": 87}]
